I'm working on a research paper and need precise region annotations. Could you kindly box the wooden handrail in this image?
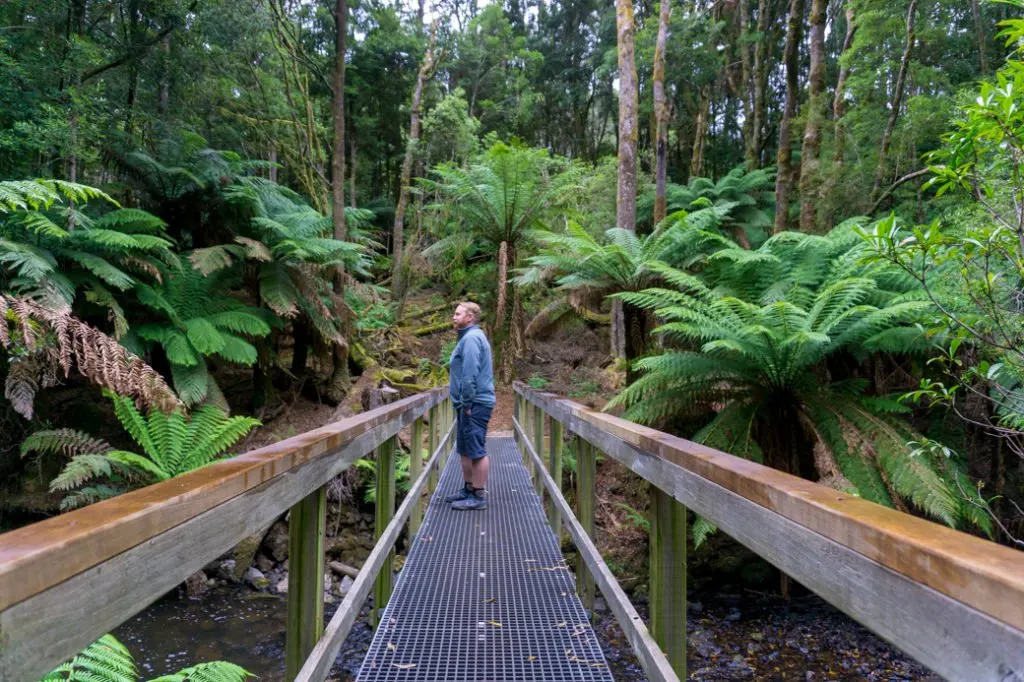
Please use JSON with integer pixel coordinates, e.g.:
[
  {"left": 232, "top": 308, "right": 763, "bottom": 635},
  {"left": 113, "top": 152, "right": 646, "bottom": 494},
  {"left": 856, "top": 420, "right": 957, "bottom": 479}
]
[
  {"left": 295, "top": 420, "right": 456, "bottom": 681},
  {"left": 0, "top": 388, "right": 449, "bottom": 682},
  {"left": 514, "top": 416, "right": 678, "bottom": 682},
  {"left": 515, "top": 382, "right": 1024, "bottom": 682}
]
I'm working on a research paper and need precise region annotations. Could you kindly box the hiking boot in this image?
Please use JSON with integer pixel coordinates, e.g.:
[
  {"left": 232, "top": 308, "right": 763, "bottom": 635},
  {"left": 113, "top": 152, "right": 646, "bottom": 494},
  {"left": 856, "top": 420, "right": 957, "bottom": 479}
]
[
  {"left": 451, "top": 493, "right": 488, "bottom": 511},
  {"left": 444, "top": 483, "right": 473, "bottom": 503}
]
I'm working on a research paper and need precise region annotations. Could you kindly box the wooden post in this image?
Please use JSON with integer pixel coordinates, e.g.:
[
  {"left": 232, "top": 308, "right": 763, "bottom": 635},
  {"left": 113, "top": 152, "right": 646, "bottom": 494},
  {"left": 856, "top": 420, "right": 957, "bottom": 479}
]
[
  {"left": 650, "top": 485, "right": 687, "bottom": 678},
  {"left": 533, "top": 405, "right": 545, "bottom": 499},
  {"left": 372, "top": 436, "right": 397, "bottom": 627},
  {"left": 522, "top": 397, "right": 532, "bottom": 469},
  {"left": 549, "top": 419, "right": 563, "bottom": 539},
  {"left": 442, "top": 399, "right": 452, "bottom": 468},
  {"left": 409, "top": 417, "right": 424, "bottom": 537},
  {"left": 427, "top": 404, "right": 439, "bottom": 494},
  {"left": 513, "top": 394, "right": 521, "bottom": 452},
  {"left": 285, "top": 485, "right": 327, "bottom": 680},
  {"left": 576, "top": 437, "right": 596, "bottom": 618}
]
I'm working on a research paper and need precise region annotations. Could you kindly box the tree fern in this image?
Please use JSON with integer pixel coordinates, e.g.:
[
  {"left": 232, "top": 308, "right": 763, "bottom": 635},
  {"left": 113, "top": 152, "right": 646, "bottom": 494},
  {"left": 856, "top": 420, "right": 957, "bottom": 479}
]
[
  {"left": 33, "top": 393, "right": 259, "bottom": 508},
  {"left": 611, "top": 228, "right": 992, "bottom": 533}
]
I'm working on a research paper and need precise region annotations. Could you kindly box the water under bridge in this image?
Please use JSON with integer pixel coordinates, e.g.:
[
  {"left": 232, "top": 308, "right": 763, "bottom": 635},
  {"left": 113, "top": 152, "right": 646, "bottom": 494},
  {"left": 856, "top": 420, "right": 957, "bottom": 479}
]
[{"left": 1, "top": 383, "right": 1022, "bottom": 681}]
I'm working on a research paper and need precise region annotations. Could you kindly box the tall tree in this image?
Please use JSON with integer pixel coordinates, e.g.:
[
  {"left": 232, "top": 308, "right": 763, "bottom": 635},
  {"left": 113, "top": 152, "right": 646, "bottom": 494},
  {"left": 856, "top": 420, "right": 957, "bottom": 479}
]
[
  {"left": 750, "top": 0, "right": 773, "bottom": 170},
  {"left": 832, "top": 4, "right": 857, "bottom": 167},
  {"left": 392, "top": 22, "right": 439, "bottom": 306},
  {"left": 871, "top": 0, "right": 919, "bottom": 201},
  {"left": 652, "top": 0, "right": 672, "bottom": 225},
  {"left": 798, "top": 0, "right": 826, "bottom": 232},
  {"left": 773, "top": 0, "right": 804, "bottom": 234},
  {"left": 616, "top": 0, "right": 639, "bottom": 232},
  {"left": 328, "top": 0, "right": 350, "bottom": 401}
]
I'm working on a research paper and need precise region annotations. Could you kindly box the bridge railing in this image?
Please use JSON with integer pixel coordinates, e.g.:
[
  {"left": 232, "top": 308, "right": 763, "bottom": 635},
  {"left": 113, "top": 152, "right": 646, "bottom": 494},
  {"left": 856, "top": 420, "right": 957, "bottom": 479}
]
[
  {"left": 514, "top": 381, "right": 1024, "bottom": 682},
  {"left": 0, "top": 387, "right": 455, "bottom": 682}
]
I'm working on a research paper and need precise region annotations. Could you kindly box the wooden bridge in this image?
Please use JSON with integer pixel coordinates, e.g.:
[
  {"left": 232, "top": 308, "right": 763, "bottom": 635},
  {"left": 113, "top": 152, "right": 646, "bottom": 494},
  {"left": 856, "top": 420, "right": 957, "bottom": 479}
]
[{"left": 1, "top": 382, "right": 1023, "bottom": 681}]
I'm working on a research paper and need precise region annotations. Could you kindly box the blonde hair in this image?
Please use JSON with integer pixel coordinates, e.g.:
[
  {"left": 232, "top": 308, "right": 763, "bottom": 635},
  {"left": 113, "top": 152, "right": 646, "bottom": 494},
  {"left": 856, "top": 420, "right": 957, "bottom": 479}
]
[{"left": 457, "top": 301, "right": 482, "bottom": 322}]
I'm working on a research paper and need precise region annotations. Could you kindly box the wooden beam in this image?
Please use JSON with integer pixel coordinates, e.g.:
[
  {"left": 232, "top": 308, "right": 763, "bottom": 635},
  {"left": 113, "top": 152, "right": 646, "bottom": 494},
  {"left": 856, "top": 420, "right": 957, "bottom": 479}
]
[
  {"left": 409, "top": 418, "right": 424, "bottom": 537},
  {"left": 514, "top": 383, "right": 1024, "bottom": 681},
  {"left": 372, "top": 436, "right": 397, "bottom": 627},
  {"left": 533, "top": 404, "right": 544, "bottom": 499},
  {"left": 549, "top": 419, "right": 563, "bottom": 539},
  {"left": 576, "top": 436, "right": 596, "bottom": 617},
  {"left": 285, "top": 486, "right": 327, "bottom": 681},
  {"left": 514, "top": 418, "right": 679, "bottom": 682},
  {"left": 295, "top": 422, "right": 456, "bottom": 682},
  {"left": 0, "top": 388, "right": 448, "bottom": 613},
  {"left": 427, "top": 405, "right": 439, "bottom": 495},
  {"left": 649, "top": 485, "right": 686, "bottom": 679}
]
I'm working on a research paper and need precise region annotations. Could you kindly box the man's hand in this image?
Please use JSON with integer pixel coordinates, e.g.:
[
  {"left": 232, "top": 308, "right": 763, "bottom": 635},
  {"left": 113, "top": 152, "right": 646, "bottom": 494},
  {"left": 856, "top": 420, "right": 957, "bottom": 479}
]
[{"left": 464, "top": 407, "right": 472, "bottom": 416}]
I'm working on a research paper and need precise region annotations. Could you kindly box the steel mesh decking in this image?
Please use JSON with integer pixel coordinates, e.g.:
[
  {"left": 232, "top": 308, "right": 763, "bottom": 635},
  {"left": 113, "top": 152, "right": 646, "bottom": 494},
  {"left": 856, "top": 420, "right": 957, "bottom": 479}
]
[{"left": 354, "top": 436, "right": 615, "bottom": 682}]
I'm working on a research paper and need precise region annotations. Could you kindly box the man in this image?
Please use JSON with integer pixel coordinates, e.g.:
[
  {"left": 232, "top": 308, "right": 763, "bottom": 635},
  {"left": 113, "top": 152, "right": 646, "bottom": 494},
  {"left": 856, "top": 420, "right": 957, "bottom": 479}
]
[{"left": 445, "top": 301, "right": 496, "bottom": 510}]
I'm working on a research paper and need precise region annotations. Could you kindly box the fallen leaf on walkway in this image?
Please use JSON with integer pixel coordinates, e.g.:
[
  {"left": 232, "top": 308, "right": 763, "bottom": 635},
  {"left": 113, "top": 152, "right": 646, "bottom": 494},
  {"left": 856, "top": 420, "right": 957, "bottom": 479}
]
[
  {"left": 392, "top": 663, "right": 416, "bottom": 669},
  {"left": 488, "top": 621, "right": 503, "bottom": 627},
  {"left": 387, "top": 643, "right": 397, "bottom": 652},
  {"left": 483, "top": 597, "right": 497, "bottom": 604},
  {"left": 554, "top": 621, "right": 567, "bottom": 627},
  {"left": 526, "top": 656, "right": 537, "bottom": 662}
]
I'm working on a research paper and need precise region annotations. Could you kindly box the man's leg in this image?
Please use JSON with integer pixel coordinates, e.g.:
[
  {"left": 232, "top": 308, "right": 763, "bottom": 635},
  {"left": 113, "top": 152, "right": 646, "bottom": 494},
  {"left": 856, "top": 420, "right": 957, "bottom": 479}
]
[
  {"left": 471, "top": 455, "right": 489, "bottom": 490},
  {"left": 445, "top": 413, "right": 474, "bottom": 503}
]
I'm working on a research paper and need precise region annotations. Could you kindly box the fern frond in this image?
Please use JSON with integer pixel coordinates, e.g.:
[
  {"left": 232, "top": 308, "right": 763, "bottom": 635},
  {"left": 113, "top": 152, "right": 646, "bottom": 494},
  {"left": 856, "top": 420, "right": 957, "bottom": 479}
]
[
  {"left": 21, "top": 428, "right": 112, "bottom": 459},
  {"left": 39, "top": 634, "right": 136, "bottom": 682},
  {"left": 147, "top": 661, "right": 252, "bottom": 682}
]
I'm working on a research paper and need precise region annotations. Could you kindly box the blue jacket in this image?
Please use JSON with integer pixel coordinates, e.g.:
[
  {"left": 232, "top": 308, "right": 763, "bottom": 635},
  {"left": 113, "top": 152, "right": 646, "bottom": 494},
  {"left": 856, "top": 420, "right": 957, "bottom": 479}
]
[{"left": 449, "top": 324, "right": 496, "bottom": 410}]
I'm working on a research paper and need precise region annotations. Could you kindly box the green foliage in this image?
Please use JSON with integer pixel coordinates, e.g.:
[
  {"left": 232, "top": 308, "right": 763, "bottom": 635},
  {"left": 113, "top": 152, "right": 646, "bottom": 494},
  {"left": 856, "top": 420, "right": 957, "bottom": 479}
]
[
  {"left": 0, "top": 180, "right": 173, "bottom": 320},
  {"left": 615, "top": 502, "right": 650, "bottom": 534},
  {"left": 526, "top": 374, "right": 550, "bottom": 390},
  {"left": 610, "top": 226, "right": 991, "bottom": 534},
  {"left": 23, "top": 393, "right": 259, "bottom": 510},
  {"left": 39, "top": 633, "right": 251, "bottom": 682},
  {"left": 133, "top": 266, "right": 270, "bottom": 406},
  {"left": 637, "top": 167, "right": 776, "bottom": 243},
  {"left": 355, "top": 451, "right": 411, "bottom": 504}
]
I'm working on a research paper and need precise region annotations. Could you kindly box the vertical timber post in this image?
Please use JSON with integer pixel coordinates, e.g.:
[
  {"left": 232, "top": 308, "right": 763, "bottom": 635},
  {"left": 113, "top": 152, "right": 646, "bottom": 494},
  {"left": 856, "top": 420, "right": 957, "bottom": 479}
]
[
  {"left": 549, "top": 418, "right": 563, "bottom": 538},
  {"left": 372, "top": 435, "right": 397, "bottom": 628},
  {"left": 443, "top": 398, "right": 452, "bottom": 469},
  {"left": 650, "top": 485, "right": 687, "bottom": 678},
  {"left": 533, "top": 405, "right": 545, "bottom": 499},
  {"left": 576, "top": 437, "right": 596, "bottom": 618},
  {"left": 285, "top": 485, "right": 326, "bottom": 680},
  {"left": 409, "top": 417, "right": 424, "bottom": 537},
  {"left": 522, "top": 396, "right": 532, "bottom": 469},
  {"left": 427, "top": 403, "right": 439, "bottom": 494}
]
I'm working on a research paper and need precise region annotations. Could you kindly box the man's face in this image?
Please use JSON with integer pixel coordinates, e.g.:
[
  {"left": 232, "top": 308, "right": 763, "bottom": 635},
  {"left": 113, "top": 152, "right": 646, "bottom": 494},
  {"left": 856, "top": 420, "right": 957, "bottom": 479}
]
[{"left": 452, "top": 305, "right": 474, "bottom": 330}]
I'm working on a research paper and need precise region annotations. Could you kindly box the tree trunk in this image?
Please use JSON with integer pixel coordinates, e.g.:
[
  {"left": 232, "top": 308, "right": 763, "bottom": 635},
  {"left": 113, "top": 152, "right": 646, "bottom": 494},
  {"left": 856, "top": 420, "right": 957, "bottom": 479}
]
[
  {"left": 653, "top": 0, "right": 672, "bottom": 226},
  {"left": 392, "top": 22, "right": 438, "bottom": 303},
  {"left": 495, "top": 241, "right": 509, "bottom": 336},
  {"left": 327, "top": 0, "right": 350, "bottom": 401},
  {"left": 871, "top": 0, "right": 919, "bottom": 202},
  {"left": 158, "top": 34, "right": 171, "bottom": 118},
  {"left": 773, "top": 0, "right": 804, "bottom": 235},
  {"left": 615, "top": 0, "right": 639, "bottom": 232},
  {"left": 614, "top": 0, "right": 639, "bottom": 368},
  {"left": 972, "top": 0, "right": 988, "bottom": 76},
  {"left": 750, "top": 0, "right": 771, "bottom": 169},
  {"left": 350, "top": 137, "right": 357, "bottom": 207},
  {"left": 690, "top": 84, "right": 711, "bottom": 179},
  {"left": 798, "top": 0, "right": 826, "bottom": 233},
  {"left": 832, "top": 6, "right": 857, "bottom": 166},
  {"left": 739, "top": 0, "right": 756, "bottom": 169}
]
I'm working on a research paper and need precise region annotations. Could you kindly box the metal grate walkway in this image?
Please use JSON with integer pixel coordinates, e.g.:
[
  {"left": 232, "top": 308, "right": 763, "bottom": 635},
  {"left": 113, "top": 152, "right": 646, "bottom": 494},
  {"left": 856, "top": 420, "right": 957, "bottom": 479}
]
[{"left": 355, "top": 436, "right": 615, "bottom": 682}]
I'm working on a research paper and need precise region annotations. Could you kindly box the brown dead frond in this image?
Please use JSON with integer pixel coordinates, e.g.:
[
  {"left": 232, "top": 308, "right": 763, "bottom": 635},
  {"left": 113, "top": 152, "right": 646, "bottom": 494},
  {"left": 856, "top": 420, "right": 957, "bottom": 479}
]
[{"left": 0, "top": 295, "right": 181, "bottom": 419}]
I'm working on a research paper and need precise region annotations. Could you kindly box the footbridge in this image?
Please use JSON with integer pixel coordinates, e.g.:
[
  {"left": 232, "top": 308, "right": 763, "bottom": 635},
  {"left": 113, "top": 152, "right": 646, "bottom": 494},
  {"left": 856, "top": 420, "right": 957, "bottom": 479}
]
[{"left": 1, "top": 383, "right": 1022, "bottom": 681}]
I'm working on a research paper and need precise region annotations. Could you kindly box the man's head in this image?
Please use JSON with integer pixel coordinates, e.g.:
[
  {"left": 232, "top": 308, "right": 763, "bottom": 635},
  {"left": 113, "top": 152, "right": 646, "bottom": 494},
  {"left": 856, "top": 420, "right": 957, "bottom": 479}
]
[{"left": 452, "top": 302, "right": 481, "bottom": 330}]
